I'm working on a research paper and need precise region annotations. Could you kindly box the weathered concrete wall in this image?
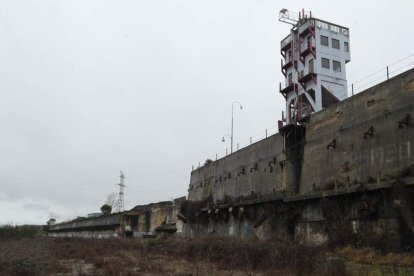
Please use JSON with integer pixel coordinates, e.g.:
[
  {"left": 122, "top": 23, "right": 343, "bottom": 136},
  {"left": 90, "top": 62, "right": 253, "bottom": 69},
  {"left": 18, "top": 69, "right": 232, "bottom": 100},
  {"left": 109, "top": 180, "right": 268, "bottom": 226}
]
[
  {"left": 49, "top": 230, "right": 119, "bottom": 239},
  {"left": 149, "top": 207, "right": 169, "bottom": 232},
  {"left": 183, "top": 189, "right": 409, "bottom": 248},
  {"left": 49, "top": 229, "right": 151, "bottom": 239},
  {"left": 184, "top": 69, "right": 414, "bottom": 246},
  {"left": 189, "top": 69, "right": 414, "bottom": 205},
  {"left": 300, "top": 69, "right": 414, "bottom": 193},
  {"left": 138, "top": 212, "right": 150, "bottom": 233},
  {"left": 189, "top": 134, "right": 285, "bottom": 204},
  {"left": 133, "top": 197, "right": 185, "bottom": 235}
]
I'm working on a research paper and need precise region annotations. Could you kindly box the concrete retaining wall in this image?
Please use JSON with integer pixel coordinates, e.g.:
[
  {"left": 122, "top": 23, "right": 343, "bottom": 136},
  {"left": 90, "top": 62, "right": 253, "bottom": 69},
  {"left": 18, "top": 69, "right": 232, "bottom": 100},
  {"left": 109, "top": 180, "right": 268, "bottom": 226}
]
[
  {"left": 300, "top": 70, "right": 414, "bottom": 193},
  {"left": 183, "top": 189, "right": 406, "bottom": 248},
  {"left": 189, "top": 134, "right": 285, "bottom": 204},
  {"left": 184, "top": 69, "right": 414, "bottom": 246}
]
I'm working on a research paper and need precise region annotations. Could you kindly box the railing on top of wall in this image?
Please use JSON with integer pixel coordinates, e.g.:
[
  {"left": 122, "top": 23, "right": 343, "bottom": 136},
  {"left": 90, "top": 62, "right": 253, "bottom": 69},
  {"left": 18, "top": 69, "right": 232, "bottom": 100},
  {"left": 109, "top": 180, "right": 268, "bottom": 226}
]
[
  {"left": 192, "top": 125, "right": 279, "bottom": 171},
  {"left": 191, "top": 53, "right": 414, "bottom": 171}
]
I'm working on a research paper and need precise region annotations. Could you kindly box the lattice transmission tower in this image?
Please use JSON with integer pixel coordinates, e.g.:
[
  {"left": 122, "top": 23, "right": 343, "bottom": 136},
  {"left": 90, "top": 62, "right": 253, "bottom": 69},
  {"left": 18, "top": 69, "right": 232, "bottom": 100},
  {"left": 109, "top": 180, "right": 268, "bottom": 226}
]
[{"left": 115, "top": 171, "right": 126, "bottom": 213}]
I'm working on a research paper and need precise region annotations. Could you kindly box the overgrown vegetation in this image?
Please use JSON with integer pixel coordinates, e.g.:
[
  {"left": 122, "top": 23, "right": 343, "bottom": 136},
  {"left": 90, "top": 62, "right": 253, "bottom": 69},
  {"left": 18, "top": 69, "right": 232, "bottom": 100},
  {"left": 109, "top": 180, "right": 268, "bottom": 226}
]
[
  {"left": 158, "top": 236, "right": 327, "bottom": 274},
  {"left": 0, "top": 236, "right": 331, "bottom": 275},
  {"left": 0, "top": 238, "right": 59, "bottom": 275},
  {"left": 332, "top": 245, "right": 414, "bottom": 266},
  {"left": 1, "top": 233, "right": 414, "bottom": 275},
  {"left": 0, "top": 224, "right": 44, "bottom": 240}
]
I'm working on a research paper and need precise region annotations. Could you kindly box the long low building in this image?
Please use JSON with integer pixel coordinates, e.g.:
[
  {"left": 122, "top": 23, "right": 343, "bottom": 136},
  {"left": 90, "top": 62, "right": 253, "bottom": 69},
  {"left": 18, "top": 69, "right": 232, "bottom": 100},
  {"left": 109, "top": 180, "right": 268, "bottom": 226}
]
[
  {"left": 48, "top": 197, "right": 186, "bottom": 238},
  {"left": 48, "top": 211, "right": 141, "bottom": 238}
]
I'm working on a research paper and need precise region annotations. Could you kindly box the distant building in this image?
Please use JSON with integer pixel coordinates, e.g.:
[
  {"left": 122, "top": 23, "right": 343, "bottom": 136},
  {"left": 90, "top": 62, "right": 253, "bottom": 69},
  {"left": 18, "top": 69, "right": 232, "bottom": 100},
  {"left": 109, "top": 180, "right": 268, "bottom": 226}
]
[
  {"left": 87, "top": 213, "right": 102, "bottom": 218},
  {"left": 48, "top": 211, "right": 141, "bottom": 238},
  {"left": 48, "top": 197, "right": 186, "bottom": 238}
]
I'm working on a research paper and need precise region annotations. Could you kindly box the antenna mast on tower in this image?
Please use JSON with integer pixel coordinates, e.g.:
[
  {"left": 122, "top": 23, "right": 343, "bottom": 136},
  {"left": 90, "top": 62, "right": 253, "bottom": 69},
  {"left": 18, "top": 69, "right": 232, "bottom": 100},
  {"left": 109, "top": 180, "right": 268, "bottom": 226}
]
[{"left": 116, "top": 171, "right": 126, "bottom": 213}]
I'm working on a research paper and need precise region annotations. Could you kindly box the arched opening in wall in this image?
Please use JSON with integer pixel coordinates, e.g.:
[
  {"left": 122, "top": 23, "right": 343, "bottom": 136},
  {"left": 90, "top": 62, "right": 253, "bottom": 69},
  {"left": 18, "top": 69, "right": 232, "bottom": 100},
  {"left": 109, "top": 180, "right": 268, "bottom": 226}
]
[
  {"left": 392, "top": 183, "right": 414, "bottom": 250},
  {"left": 145, "top": 211, "right": 151, "bottom": 233},
  {"left": 399, "top": 216, "right": 414, "bottom": 251},
  {"left": 287, "top": 210, "right": 299, "bottom": 240}
]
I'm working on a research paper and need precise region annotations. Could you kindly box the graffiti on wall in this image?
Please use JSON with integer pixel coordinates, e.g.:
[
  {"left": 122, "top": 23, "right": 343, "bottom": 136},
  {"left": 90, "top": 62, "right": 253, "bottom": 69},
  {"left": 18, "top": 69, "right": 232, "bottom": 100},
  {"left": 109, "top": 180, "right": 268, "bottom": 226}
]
[{"left": 346, "top": 140, "right": 411, "bottom": 168}]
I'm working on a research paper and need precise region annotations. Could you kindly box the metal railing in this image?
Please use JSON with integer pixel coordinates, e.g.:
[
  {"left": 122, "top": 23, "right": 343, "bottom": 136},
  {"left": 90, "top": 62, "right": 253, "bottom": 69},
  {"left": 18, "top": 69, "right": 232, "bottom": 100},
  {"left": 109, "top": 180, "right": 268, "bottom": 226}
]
[
  {"left": 299, "top": 66, "right": 315, "bottom": 79},
  {"left": 280, "top": 79, "right": 294, "bottom": 90},
  {"left": 349, "top": 53, "right": 414, "bottom": 95},
  {"left": 191, "top": 125, "right": 280, "bottom": 171},
  {"left": 281, "top": 35, "right": 292, "bottom": 50}
]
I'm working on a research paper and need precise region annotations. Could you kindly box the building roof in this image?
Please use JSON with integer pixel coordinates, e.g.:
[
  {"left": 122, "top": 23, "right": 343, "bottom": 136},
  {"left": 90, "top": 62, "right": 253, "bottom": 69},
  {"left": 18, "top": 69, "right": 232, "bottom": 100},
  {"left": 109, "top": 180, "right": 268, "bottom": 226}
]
[{"left": 131, "top": 196, "right": 186, "bottom": 211}]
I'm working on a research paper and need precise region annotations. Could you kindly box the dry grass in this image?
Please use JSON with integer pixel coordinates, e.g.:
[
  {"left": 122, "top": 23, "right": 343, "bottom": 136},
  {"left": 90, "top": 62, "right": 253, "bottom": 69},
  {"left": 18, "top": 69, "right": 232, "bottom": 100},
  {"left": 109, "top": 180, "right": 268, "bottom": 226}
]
[
  {"left": 0, "top": 236, "right": 329, "bottom": 275},
  {"left": 158, "top": 235, "right": 326, "bottom": 274},
  {"left": 1, "top": 235, "right": 413, "bottom": 275},
  {"left": 0, "top": 238, "right": 60, "bottom": 275},
  {"left": 333, "top": 245, "right": 414, "bottom": 266}
]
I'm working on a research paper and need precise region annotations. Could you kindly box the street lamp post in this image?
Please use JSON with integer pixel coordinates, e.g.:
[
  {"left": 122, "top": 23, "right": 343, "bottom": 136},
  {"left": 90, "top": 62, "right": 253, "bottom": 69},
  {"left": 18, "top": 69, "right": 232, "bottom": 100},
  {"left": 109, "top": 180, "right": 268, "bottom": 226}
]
[
  {"left": 231, "top": 101, "right": 243, "bottom": 153},
  {"left": 222, "top": 134, "right": 231, "bottom": 155}
]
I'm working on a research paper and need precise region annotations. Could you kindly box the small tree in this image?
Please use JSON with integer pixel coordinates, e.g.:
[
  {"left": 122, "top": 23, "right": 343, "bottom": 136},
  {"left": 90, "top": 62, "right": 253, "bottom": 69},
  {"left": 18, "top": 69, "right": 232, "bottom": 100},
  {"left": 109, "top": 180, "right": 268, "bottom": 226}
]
[
  {"left": 100, "top": 204, "right": 112, "bottom": 215},
  {"left": 105, "top": 192, "right": 118, "bottom": 209}
]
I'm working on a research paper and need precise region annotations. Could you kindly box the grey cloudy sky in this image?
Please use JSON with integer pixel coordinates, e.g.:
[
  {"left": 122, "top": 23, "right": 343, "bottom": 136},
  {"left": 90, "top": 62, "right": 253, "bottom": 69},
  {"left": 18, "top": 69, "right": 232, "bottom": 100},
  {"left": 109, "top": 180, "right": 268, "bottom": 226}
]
[{"left": 1, "top": 0, "right": 413, "bottom": 225}]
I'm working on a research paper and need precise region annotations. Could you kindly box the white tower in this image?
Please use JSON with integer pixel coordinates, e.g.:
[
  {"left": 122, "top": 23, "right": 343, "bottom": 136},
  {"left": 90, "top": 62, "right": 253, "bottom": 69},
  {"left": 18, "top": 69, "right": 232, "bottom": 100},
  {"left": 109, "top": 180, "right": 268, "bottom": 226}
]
[
  {"left": 279, "top": 9, "right": 351, "bottom": 124},
  {"left": 116, "top": 171, "right": 126, "bottom": 213}
]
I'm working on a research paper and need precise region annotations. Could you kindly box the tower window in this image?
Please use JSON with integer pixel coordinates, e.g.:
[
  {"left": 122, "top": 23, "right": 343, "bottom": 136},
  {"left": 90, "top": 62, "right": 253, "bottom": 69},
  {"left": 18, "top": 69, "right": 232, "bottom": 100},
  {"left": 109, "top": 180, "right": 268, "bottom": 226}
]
[
  {"left": 309, "top": 59, "right": 314, "bottom": 73},
  {"left": 321, "top": 58, "right": 330, "bottom": 69},
  {"left": 320, "top": 35, "right": 329, "bottom": 46},
  {"left": 332, "top": 38, "right": 340, "bottom": 49},
  {"left": 333, "top": 60, "right": 341, "bottom": 72},
  {"left": 344, "top": 42, "right": 349, "bottom": 52}
]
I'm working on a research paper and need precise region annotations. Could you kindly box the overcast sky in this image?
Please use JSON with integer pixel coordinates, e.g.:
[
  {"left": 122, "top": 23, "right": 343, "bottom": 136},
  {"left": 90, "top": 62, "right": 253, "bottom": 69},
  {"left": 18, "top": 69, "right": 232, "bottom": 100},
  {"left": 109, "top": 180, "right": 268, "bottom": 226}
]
[{"left": 1, "top": 0, "right": 413, "bottom": 225}]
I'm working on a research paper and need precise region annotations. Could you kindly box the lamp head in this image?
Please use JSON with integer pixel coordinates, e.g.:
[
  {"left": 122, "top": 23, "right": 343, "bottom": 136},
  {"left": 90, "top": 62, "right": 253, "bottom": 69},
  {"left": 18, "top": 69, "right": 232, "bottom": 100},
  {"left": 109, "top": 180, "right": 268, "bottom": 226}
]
[{"left": 280, "top": 8, "right": 288, "bottom": 14}]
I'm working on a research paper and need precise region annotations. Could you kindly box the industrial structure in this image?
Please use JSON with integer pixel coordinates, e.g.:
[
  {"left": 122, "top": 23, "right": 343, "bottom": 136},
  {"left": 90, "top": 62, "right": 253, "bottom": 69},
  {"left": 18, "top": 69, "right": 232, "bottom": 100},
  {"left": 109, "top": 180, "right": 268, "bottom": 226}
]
[
  {"left": 181, "top": 11, "right": 414, "bottom": 248},
  {"left": 115, "top": 171, "right": 126, "bottom": 213},
  {"left": 279, "top": 9, "right": 350, "bottom": 124}
]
